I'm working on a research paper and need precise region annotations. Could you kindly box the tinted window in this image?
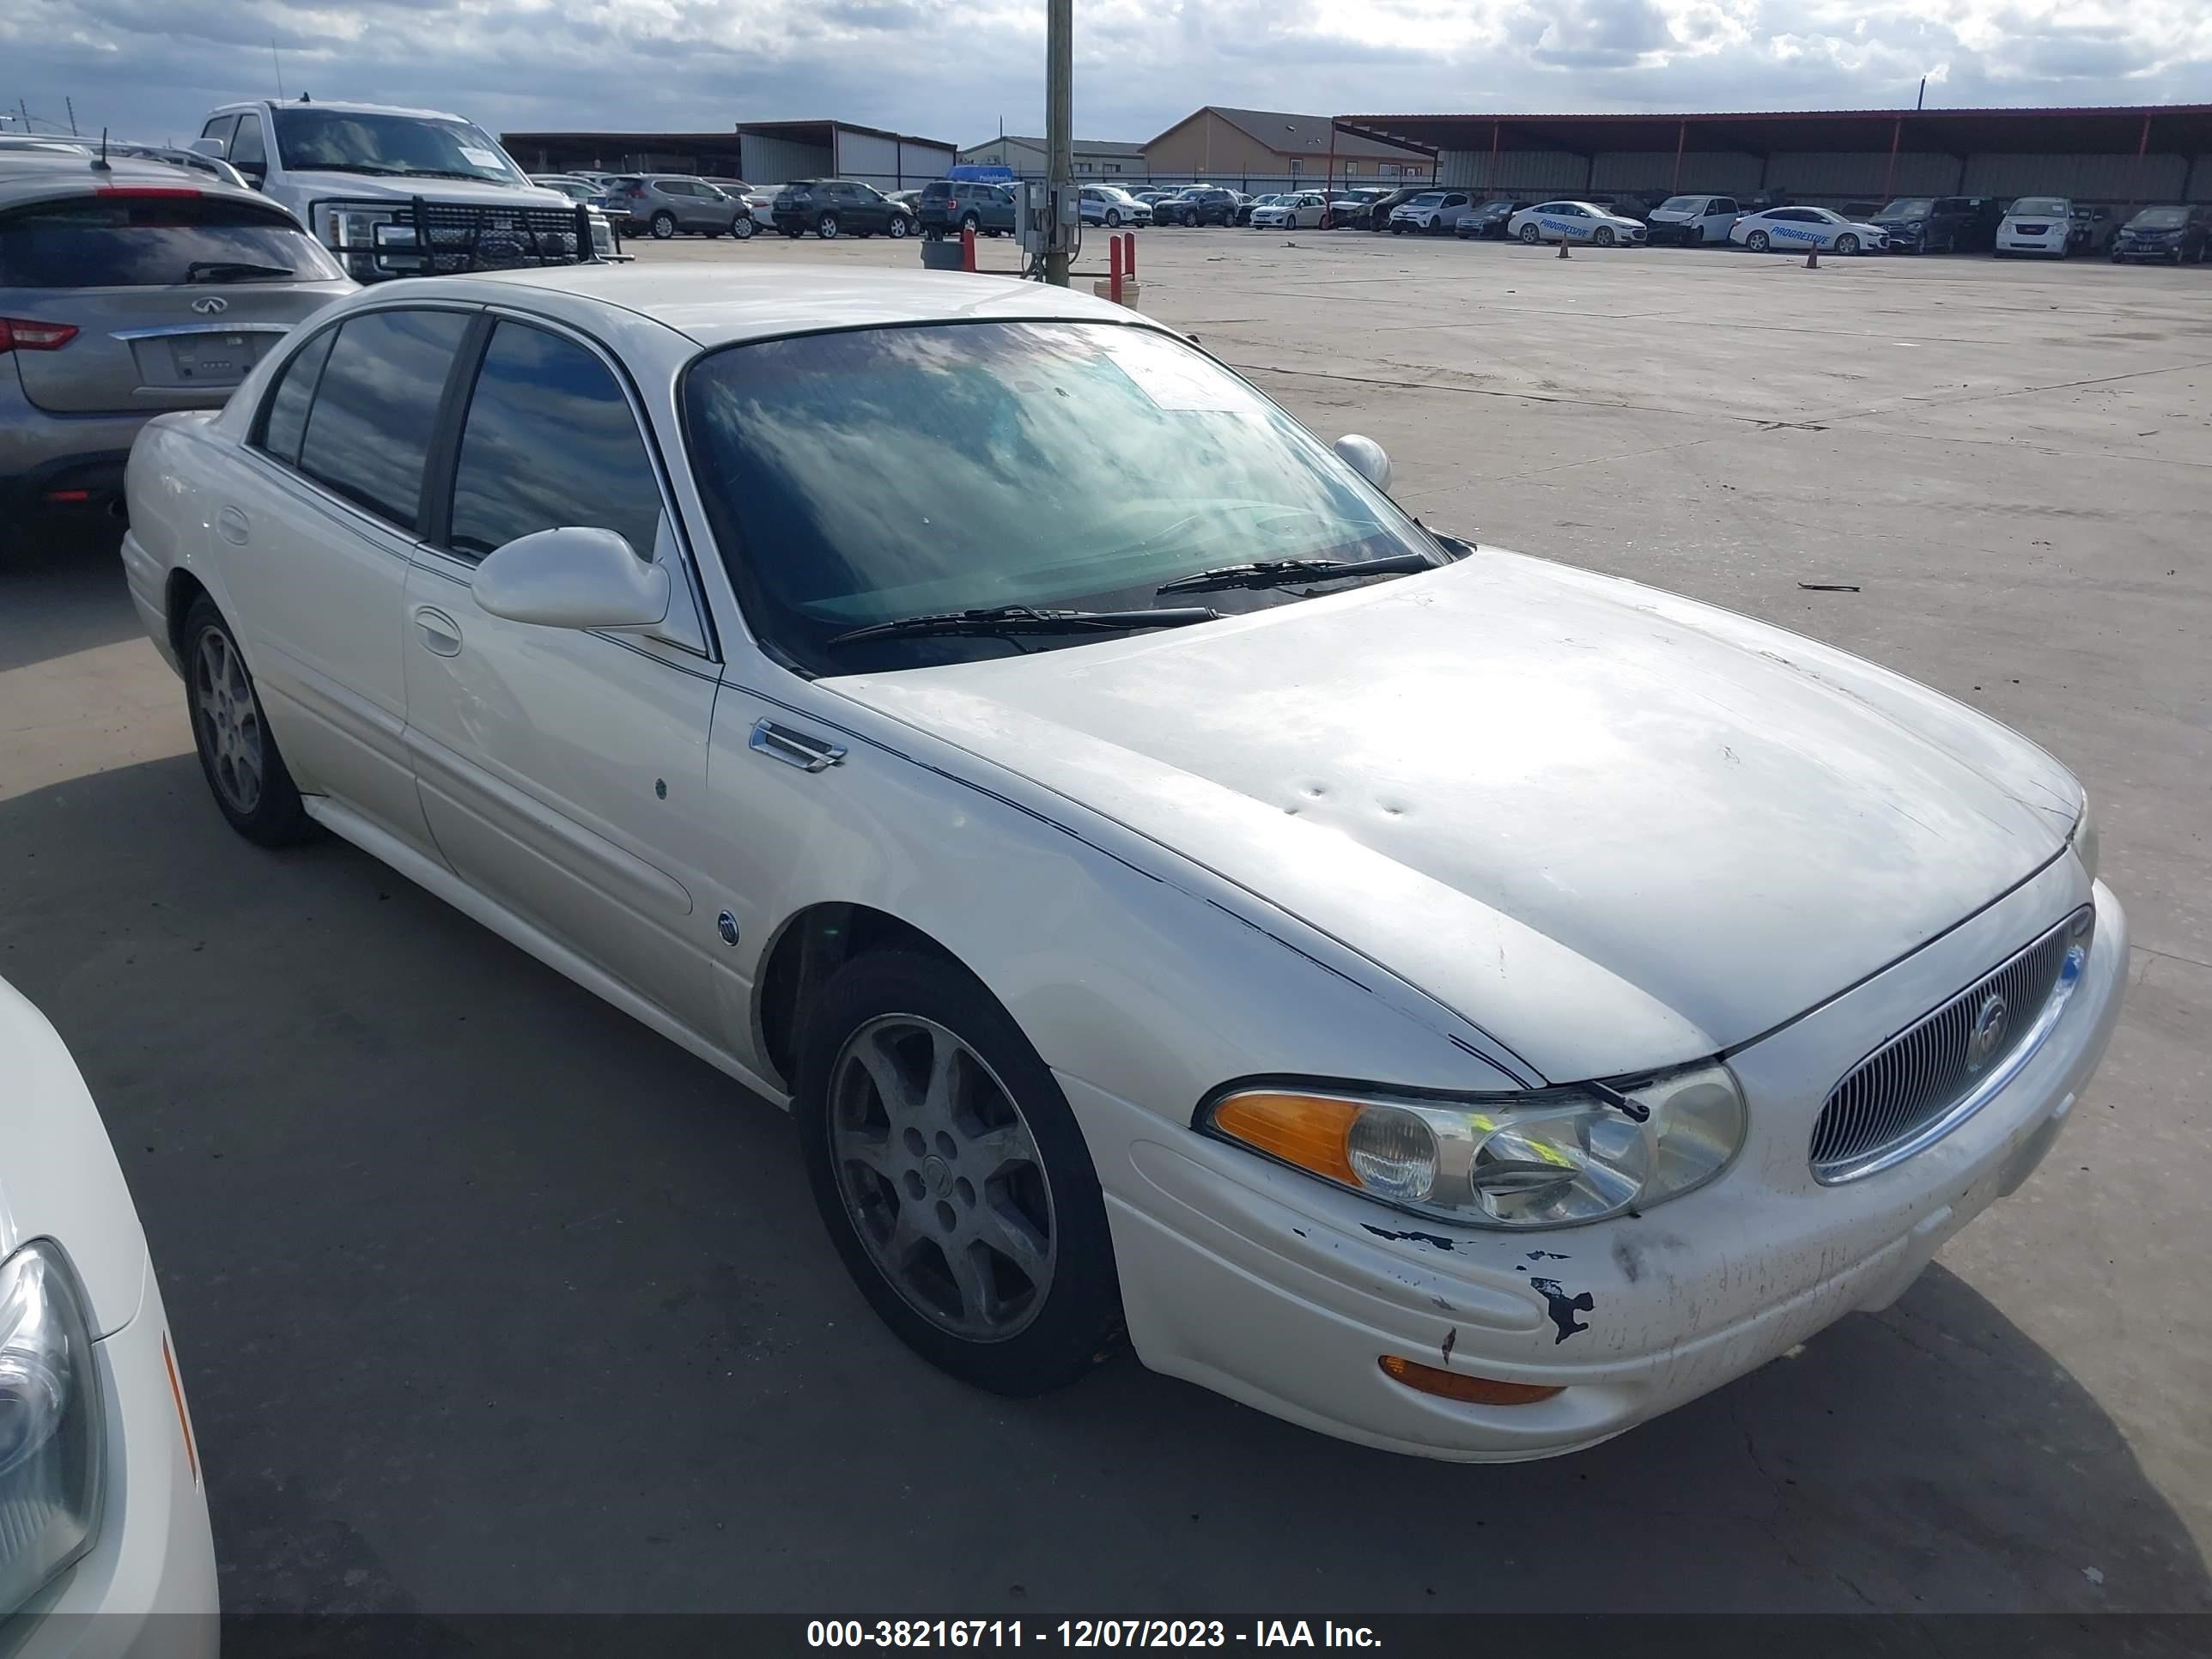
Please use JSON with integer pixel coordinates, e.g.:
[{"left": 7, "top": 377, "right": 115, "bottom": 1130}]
[
  {"left": 0, "top": 194, "right": 344, "bottom": 288},
  {"left": 448, "top": 321, "right": 662, "bottom": 561},
  {"left": 230, "top": 114, "right": 266, "bottom": 173},
  {"left": 200, "top": 114, "right": 238, "bottom": 151},
  {"left": 257, "top": 327, "right": 337, "bottom": 467},
  {"left": 296, "top": 309, "right": 470, "bottom": 532}
]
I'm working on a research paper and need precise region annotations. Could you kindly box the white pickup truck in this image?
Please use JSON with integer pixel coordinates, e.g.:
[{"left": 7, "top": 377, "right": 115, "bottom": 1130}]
[{"left": 191, "top": 97, "right": 617, "bottom": 281}]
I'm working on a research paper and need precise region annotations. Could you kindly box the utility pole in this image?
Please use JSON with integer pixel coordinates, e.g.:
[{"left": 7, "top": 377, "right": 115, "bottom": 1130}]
[{"left": 1044, "top": 0, "right": 1073, "bottom": 286}]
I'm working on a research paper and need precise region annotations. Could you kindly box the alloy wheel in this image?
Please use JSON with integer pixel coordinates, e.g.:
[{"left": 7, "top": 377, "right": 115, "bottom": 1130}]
[
  {"left": 826, "top": 1014, "right": 1056, "bottom": 1341},
  {"left": 1520, "top": 223, "right": 1540, "bottom": 244},
  {"left": 818, "top": 212, "right": 840, "bottom": 239},
  {"left": 195, "top": 627, "right": 264, "bottom": 815},
  {"left": 651, "top": 211, "right": 676, "bottom": 240},
  {"left": 888, "top": 215, "right": 908, "bottom": 239}
]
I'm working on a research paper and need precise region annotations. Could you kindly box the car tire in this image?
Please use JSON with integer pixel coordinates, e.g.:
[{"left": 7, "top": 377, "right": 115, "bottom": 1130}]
[
  {"left": 794, "top": 950, "right": 1124, "bottom": 1397},
  {"left": 1104, "top": 210, "right": 1121, "bottom": 228},
  {"left": 1594, "top": 226, "right": 1616, "bottom": 247},
  {"left": 1747, "top": 229, "right": 1771, "bottom": 252},
  {"left": 1182, "top": 209, "right": 1197, "bottom": 228},
  {"left": 817, "top": 212, "right": 839, "bottom": 239},
  {"left": 732, "top": 216, "right": 755, "bottom": 240},
  {"left": 1835, "top": 233, "right": 1859, "bottom": 255},
  {"left": 958, "top": 212, "right": 979, "bottom": 235},
  {"left": 1519, "top": 223, "right": 1540, "bottom": 245},
  {"left": 888, "top": 216, "right": 908, "bottom": 239},
  {"left": 181, "top": 597, "right": 314, "bottom": 848},
  {"left": 650, "top": 210, "right": 677, "bottom": 240}
]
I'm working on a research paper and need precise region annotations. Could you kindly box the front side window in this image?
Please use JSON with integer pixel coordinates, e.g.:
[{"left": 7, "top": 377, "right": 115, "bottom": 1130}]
[
  {"left": 295, "top": 309, "right": 471, "bottom": 532},
  {"left": 0, "top": 194, "right": 344, "bottom": 289},
  {"left": 270, "top": 107, "right": 526, "bottom": 185},
  {"left": 447, "top": 320, "right": 665, "bottom": 561},
  {"left": 683, "top": 321, "right": 1445, "bottom": 675},
  {"left": 230, "top": 114, "right": 266, "bottom": 173},
  {"left": 256, "top": 326, "right": 337, "bottom": 466},
  {"left": 201, "top": 114, "right": 238, "bottom": 149}
]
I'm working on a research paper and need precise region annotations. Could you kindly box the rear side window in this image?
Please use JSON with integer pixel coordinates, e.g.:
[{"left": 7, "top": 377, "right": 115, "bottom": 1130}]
[
  {"left": 296, "top": 309, "right": 471, "bottom": 532},
  {"left": 447, "top": 321, "right": 664, "bottom": 562},
  {"left": 0, "top": 193, "right": 344, "bottom": 289},
  {"left": 257, "top": 327, "right": 337, "bottom": 466}
]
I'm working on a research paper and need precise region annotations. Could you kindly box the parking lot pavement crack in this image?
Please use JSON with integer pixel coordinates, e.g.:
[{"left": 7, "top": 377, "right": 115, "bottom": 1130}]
[
  {"left": 1229, "top": 359, "right": 1765, "bottom": 428},
  {"left": 1811, "top": 358, "right": 2212, "bottom": 434}
]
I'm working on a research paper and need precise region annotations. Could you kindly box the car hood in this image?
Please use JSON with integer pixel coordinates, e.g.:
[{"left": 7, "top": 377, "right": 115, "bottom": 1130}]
[
  {"left": 290, "top": 171, "right": 574, "bottom": 211},
  {"left": 829, "top": 552, "right": 2081, "bottom": 1082}
]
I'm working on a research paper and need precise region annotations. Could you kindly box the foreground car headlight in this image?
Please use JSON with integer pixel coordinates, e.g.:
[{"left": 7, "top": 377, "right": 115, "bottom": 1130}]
[
  {"left": 0, "top": 1243, "right": 104, "bottom": 1618},
  {"left": 2071, "top": 793, "right": 2100, "bottom": 883},
  {"left": 1202, "top": 1063, "right": 1746, "bottom": 1230}
]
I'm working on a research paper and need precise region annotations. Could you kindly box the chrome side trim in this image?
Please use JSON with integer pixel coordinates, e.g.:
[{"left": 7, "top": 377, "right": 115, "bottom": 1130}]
[{"left": 1813, "top": 913, "right": 2092, "bottom": 1185}]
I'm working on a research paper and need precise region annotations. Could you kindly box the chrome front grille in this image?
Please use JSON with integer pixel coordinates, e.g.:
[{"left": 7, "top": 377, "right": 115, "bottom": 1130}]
[{"left": 1810, "top": 907, "right": 2093, "bottom": 1183}]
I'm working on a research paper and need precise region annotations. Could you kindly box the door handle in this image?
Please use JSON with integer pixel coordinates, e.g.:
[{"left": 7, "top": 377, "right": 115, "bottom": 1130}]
[
  {"left": 216, "top": 505, "right": 250, "bottom": 544},
  {"left": 414, "top": 605, "right": 463, "bottom": 657},
  {"left": 749, "top": 719, "right": 846, "bottom": 774}
]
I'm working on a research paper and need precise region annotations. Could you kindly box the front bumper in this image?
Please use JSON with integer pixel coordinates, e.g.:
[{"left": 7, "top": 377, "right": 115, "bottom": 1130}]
[
  {"left": 1080, "top": 872, "right": 2124, "bottom": 1462},
  {"left": 2111, "top": 240, "right": 2183, "bottom": 260},
  {"left": 1997, "top": 230, "right": 2068, "bottom": 255},
  {"left": 13, "top": 1261, "right": 218, "bottom": 1657}
]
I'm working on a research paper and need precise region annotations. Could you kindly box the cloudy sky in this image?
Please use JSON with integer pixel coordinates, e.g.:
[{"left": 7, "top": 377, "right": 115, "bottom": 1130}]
[{"left": 5, "top": 0, "right": 2209, "bottom": 152}]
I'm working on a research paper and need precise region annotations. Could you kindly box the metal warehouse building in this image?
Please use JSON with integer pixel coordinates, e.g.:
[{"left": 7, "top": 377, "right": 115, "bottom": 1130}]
[
  {"left": 502, "top": 120, "right": 957, "bottom": 191},
  {"left": 1335, "top": 106, "right": 2212, "bottom": 208}
]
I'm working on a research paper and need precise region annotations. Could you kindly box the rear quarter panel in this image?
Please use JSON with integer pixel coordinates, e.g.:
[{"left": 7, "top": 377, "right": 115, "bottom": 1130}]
[{"left": 121, "top": 412, "right": 230, "bottom": 671}]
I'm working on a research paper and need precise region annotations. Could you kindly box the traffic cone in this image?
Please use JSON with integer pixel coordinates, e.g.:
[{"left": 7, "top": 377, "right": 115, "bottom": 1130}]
[
  {"left": 1803, "top": 244, "right": 1819, "bottom": 269},
  {"left": 961, "top": 224, "right": 977, "bottom": 272},
  {"left": 1556, "top": 236, "right": 1571, "bottom": 259}
]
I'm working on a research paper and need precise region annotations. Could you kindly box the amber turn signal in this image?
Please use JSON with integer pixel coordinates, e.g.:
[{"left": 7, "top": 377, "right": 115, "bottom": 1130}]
[
  {"left": 1209, "top": 1091, "right": 1360, "bottom": 1184},
  {"left": 1378, "top": 1354, "right": 1563, "bottom": 1405}
]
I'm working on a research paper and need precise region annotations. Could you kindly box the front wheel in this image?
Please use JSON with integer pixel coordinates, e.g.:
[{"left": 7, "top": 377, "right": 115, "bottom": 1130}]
[
  {"left": 796, "top": 951, "right": 1124, "bottom": 1395},
  {"left": 731, "top": 215, "right": 756, "bottom": 240},
  {"left": 1593, "top": 226, "right": 1616, "bottom": 247},
  {"left": 817, "top": 211, "right": 840, "bottom": 240},
  {"left": 183, "top": 597, "right": 313, "bottom": 848},
  {"left": 1746, "top": 229, "right": 1771, "bottom": 252},
  {"left": 1519, "top": 222, "right": 1540, "bottom": 245},
  {"left": 1834, "top": 233, "right": 1859, "bottom": 256},
  {"left": 887, "top": 216, "right": 908, "bottom": 239},
  {"left": 1319, "top": 210, "right": 1334, "bottom": 230},
  {"left": 1104, "top": 210, "right": 1121, "bottom": 228},
  {"left": 1182, "top": 209, "right": 1198, "bottom": 228},
  {"left": 650, "top": 210, "right": 677, "bottom": 240}
]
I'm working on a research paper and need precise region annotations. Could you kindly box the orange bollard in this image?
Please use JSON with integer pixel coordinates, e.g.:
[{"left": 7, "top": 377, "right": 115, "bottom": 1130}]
[
  {"left": 1109, "top": 234, "right": 1124, "bottom": 304},
  {"left": 961, "top": 224, "right": 977, "bottom": 272}
]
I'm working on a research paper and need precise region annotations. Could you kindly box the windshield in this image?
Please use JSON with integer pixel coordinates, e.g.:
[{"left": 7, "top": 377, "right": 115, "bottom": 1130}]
[
  {"left": 1878, "top": 198, "right": 1933, "bottom": 218},
  {"left": 1476, "top": 198, "right": 1515, "bottom": 212},
  {"left": 683, "top": 321, "right": 1444, "bottom": 674},
  {"left": 270, "top": 107, "right": 526, "bottom": 185},
  {"left": 2128, "top": 207, "right": 2187, "bottom": 228},
  {"left": 2008, "top": 197, "right": 2067, "bottom": 216},
  {"left": 0, "top": 193, "right": 345, "bottom": 286}
]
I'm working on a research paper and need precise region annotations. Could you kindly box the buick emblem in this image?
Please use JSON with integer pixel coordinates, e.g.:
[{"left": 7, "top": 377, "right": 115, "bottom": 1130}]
[
  {"left": 191, "top": 295, "right": 229, "bottom": 315},
  {"left": 1966, "top": 993, "right": 2009, "bottom": 1072}
]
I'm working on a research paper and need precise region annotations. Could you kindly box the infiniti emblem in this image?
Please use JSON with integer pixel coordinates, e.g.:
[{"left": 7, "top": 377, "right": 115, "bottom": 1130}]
[
  {"left": 191, "top": 295, "right": 228, "bottom": 315},
  {"left": 1966, "top": 993, "right": 2009, "bottom": 1073}
]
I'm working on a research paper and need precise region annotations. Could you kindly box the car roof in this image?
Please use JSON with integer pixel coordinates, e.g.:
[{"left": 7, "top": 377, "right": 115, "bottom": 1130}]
[
  {"left": 398, "top": 263, "right": 1151, "bottom": 350},
  {"left": 210, "top": 97, "right": 479, "bottom": 123},
  {"left": 0, "top": 149, "right": 289, "bottom": 211}
]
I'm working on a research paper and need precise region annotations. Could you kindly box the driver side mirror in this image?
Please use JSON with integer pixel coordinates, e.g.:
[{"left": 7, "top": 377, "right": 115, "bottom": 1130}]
[
  {"left": 188, "top": 136, "right": 227, "bottom": 160},
  {"left": 1334, "top": 434, "right": 1391, "bottom": 493},
  {"left": 471, "top": 526, "right": 670, "bottom": 631}
]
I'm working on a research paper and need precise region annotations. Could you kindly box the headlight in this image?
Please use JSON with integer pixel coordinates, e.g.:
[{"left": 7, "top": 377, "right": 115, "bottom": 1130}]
[
  {"left": 0, "top": 1243, "right": 104, "bottom": 1619},
  {"left": 1202, "top": 1062, "right": 1746, "bottom": 1230},
  {"left": 2071, "top": 793, "right": 2100, "bottom": 883}
]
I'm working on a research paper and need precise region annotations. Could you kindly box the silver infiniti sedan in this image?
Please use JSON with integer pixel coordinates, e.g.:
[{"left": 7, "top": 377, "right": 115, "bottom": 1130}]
[{"left": 118, "top": 264, "right": 2122, "bottom": 1460}]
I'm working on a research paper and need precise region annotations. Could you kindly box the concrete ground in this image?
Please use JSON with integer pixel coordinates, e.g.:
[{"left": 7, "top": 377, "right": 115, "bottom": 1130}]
[{"left": 3, "top": 226, "right": 2209, "bottom": 1617}]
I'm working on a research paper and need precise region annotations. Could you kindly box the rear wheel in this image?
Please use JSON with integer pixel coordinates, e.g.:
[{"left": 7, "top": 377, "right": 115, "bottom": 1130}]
[
  {"left": 182, "top": 597, "right": 313, "bottom": 848},
  {"left": 1746, "top": 229, "right": 1771, "bottom": 252},
  {"left": 796, "top": 951, "right": 1123, "bottom": 1395},
  {"left": 959, "top": 211, "right": 979, "bottom": 234},
  {"left": 817, "top": 211, "right": 840, "bottom": 240}
]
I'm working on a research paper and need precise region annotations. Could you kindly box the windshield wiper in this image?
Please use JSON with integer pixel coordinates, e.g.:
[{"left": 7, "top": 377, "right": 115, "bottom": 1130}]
[
  {"left": 827, "top": 605, "right": 1219, "bottom": 649},
  {"left": 396, "top": 168, "right": 503, "bottom": 181},
  {"left": 1155, "top": 550, "right": 1435, "bottom": 596},
  {"left": 185, "top": 261, "right": 294, "bottom": 283},
  {"left": 299, "top": 162, "right": 413, "bottom": 175}
]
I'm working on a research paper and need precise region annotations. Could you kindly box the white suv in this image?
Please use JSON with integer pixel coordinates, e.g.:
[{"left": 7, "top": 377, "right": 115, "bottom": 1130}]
[{"left": 192, "top": 98, "right": 617, "bottom": 280}]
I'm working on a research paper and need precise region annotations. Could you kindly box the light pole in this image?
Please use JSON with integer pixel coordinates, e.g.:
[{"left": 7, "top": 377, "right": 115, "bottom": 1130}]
[{"left": 1044, "top": 0, "right": 1073, "bottom": 285}]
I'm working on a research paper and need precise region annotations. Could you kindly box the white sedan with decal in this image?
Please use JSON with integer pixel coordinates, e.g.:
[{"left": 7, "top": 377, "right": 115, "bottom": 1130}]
[
  {"left": 1506, "top": 201, "right": 1648, "bottom": 247},
  {"left": 1729, "top": 206, "right": 1887, "bottom": 255},
  {"left": 120, "top": 264, "right": 2121, "bottom": 1463}
]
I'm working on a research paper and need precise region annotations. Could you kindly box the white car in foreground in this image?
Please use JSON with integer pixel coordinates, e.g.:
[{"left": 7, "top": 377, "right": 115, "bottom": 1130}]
[
  {"left": 1, "top": 979, "right": 216, "bottom": 1652},
  {"left": 1250, "top": 191, "right": 1331, "bottom": 230},
  {"left": 1995, "top": 196, "right": 2074, "bottom": 258},
  {"left": 1507, "top": 200, "right": 1648, "bottom": 246},
  {"left": 1729, "top": 206, "right": 1887, "bottom": 254},
  {"left": 121, "top": 265, "right": 2122, "bottom": 1462}
]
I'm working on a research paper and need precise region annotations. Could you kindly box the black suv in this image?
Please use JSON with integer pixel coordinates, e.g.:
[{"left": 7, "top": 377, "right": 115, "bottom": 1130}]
[
  {"left": 770, "top": 179, "right": 917, "bottom": 240},
  {"left": 1346, "top": 185, "right": 1426, "bottom": 232},
  {"left": 917, "top": 179, "right": 1019, "bottom": 238},
  {"left": 1871, "top": 195, "right": 2002, "bottom": 253},
  {"left": 1160, "top": 187, "right": 1240, "bottom": 227},
  {"left": 2111, "top": 204, "right": 2212, "bottom": 263}
]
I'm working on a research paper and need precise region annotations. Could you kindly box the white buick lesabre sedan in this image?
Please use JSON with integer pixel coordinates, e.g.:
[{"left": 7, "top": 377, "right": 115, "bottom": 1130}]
[
  {"left": 119, "top": 265, "right": 2123, "bottom": 1462},
  {"left": 1, "top": 978, "right": 216, "bottom": 1653}
]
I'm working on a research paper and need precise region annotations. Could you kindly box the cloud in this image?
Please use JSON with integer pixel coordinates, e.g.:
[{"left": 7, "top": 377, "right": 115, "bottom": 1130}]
[{"left": 3, "top": 0, "right": 2209, "bottom": 154}]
